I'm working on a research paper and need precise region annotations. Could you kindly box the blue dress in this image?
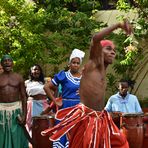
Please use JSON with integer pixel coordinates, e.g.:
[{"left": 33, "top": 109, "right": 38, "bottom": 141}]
[{"left": 51, "top": 70, "right": 81, "bottom": 148}]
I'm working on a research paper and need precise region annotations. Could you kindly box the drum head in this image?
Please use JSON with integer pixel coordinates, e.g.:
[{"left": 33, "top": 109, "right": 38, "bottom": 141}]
[{"left": 122, "top": 112, "right": 144, "bottom": 117}]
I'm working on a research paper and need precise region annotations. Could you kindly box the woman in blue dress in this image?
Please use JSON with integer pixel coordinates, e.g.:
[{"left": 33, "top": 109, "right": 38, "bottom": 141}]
[{"left": 44, "top": 49, "right": 85, "bottom": 148}]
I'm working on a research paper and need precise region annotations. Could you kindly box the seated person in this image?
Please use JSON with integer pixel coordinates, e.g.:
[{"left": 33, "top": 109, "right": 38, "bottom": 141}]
[{"left": 105, "top": 79, "right": 142, "bottom": 113}]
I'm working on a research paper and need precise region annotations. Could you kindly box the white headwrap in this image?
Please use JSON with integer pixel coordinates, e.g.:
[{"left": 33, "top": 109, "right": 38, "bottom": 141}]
[{"left": 69, "top": 49, "right": 85, "bottom": 64}]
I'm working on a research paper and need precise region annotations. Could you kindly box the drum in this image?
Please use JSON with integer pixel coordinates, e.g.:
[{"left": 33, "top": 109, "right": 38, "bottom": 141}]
[
  {"left": 110, "top": 112, "right": 122, "bottom": 129},
  {"left": 120, "top": 113, "right": 144, "bottom": 148},
  {"left": 142, "top": 113, "right": 148, "bottom": 148},
  {"left": 32, "top": 115, "right": 55, "bottom": 148}
]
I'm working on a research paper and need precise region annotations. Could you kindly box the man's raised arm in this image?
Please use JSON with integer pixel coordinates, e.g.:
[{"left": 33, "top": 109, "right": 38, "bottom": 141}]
[{"left": 89, "top": 20, "right": 132, "bottom": 61}]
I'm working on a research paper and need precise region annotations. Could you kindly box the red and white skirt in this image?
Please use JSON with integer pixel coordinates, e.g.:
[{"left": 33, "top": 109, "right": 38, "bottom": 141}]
[{"left": 42, "top": 103, "right": 129, "bottom": 148}]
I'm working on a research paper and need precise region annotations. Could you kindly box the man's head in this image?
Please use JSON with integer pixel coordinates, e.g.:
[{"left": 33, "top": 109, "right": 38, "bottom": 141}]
[
  {"left": 101, "top": 40, "right": 116, "bottom": 66},
  {"left": 1, "top": 54, "right": 13, "bottom": 72},
  {"left": 1, "top": 54, "right": 13, "bottom": 63},
  {"left": 118, "top": 80, "right": 129, "bottom": 97}
]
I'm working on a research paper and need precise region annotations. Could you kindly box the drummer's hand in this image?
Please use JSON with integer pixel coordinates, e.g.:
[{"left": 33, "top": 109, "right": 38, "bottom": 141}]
[
  {"left": 17, "top": 114, "right": 26, "bottom": 125},
  {"left": 40, "top": 110, "right": 46, "bottom": 115},
  {"left": 111, "top": 111, "right": 123, "bottom": 116}
]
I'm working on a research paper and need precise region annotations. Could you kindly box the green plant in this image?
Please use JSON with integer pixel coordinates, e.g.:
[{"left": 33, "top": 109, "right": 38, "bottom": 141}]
[{"left": 106, "top": 0, "right": 148, "bottom": 96}]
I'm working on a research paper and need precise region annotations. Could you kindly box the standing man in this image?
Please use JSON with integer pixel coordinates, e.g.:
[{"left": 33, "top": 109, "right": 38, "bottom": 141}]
[
  {"left": 105, "top": 79, "right": 142, "bottom": 113},
  {"left": 42, "top": 20, "right": 132, "bottom": 148},
  {"left": 0, "top": 55, "right": 28, "bottom": 148}
]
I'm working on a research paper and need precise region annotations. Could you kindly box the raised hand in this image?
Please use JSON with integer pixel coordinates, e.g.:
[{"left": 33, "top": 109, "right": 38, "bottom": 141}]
[{"left": 119, "top": 19, "right": 133, "bottom": 35}]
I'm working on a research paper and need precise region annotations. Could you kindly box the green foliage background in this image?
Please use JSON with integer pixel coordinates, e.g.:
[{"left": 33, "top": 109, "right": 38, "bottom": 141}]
[
  {"left": 106, "top": 0, "right": 148, "bottom": 96},
  {"left": 0, "top": 0, "right": 147, "bottom": 98},
  {"left": 0, "top": 0, "right": 104, "bottom": 78}
]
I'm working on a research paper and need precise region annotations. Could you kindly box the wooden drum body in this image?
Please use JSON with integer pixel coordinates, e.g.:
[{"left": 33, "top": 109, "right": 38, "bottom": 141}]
[
  {"left": 142, "top": 113, "right": 148, "bottom": 148},
  {"left": 111, "top": 112, "right": 122, "bottom": 129},
  {"left": 32, "top": 115, "right": 55, "bottom": 148},
  {"left": 121, "top": 113, "right": 144, "bottom": 148}
]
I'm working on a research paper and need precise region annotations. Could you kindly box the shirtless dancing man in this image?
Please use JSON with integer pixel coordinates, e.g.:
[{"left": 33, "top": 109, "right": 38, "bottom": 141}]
[
  {"left": 0, "top": 55, "right": 28, "bottom": 148},
  {"left": 42, "top": 20, "right": 132, "bottom": 148}
]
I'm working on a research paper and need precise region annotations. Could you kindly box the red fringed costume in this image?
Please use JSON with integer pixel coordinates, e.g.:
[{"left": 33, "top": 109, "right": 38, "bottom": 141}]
[{"left": 42, "top": 103, "right": 129, "bottom": 148}]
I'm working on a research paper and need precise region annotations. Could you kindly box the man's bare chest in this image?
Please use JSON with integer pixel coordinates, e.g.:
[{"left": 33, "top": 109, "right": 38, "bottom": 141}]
[{"left": 0, "top": 76, "right": 19, "bottom": 88}]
